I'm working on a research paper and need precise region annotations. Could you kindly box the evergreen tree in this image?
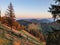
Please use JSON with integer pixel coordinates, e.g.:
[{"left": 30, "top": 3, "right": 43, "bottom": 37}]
[
  {"left": 6, "top": 2, "right": 15, "bottom": 20},
  {"left": 5, "top": 2, "right": 15, "bottom": 29},
  {"left": 49, "top": 0, "right": 60, "bottom": 21}
]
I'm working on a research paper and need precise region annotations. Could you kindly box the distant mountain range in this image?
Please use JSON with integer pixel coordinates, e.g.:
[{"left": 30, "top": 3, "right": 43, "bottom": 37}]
[
  {"left": 17, "top": 18, "right": 53, "bottom": 23},
  {"left": 17, "top": 18, "right": 54, "bottom": 34},
  {"left": 17, "top": 18, "right": 60, "bottom": 36}
]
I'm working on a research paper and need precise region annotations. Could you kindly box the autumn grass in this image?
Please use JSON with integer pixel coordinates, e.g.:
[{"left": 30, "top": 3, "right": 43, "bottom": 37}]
[{"left": 20, "top": 30, "right": 43, "bottom": 45}]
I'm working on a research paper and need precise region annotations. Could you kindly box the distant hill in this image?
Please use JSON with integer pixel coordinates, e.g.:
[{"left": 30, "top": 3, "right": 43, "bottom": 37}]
[
  {"left": 17, "top": 18, "right": 53, "bottom": 24},
  {"left": 17, "top": 18, "right": 53, "bottom": 34},
  {"left": 41, "top": 20, "right": 60, "bottom": 34},
  {"left": 39, "top": 19, "right": 51, "bottom": 23},
  {"left": 41, "top": 23, "right": 53, "bottom": 34},
  {"left": 17, "top": 20, "right": 32, "bottom": 26},
  {"left": 17, "top": 18, "right": 55, "bottom": 34}
]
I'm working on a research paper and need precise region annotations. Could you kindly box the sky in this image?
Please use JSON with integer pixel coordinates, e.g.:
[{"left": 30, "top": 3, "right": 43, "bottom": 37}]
[{"left": 0, "top": 0, "right": 55, "bottom": 19}]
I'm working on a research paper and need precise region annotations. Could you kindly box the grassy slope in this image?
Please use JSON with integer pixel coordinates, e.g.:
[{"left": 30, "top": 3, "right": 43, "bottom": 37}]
[
  {"left": 0, "top": 24, "right": 13, "bottom": 45},
  {"left": 0, "top": 23, "right": 44, "bottom": 45}
]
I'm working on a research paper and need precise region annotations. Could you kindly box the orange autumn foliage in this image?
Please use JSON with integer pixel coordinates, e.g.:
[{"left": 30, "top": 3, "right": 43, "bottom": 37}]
[
  {"left": 12, "top": 21, "right": 26, "bottom": 30},
  {"left": 1, "top": 16, "right": 25, "bottom": 31}
]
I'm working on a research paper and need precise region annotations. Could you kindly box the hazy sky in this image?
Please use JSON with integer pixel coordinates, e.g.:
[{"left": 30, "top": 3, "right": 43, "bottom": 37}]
[{"left": 0, "top": 0, "right": 54, "bottom": 19}]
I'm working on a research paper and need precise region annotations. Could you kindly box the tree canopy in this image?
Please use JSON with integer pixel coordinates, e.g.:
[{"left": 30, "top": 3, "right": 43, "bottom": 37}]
[{"left": 49, "top": 0, "right": 60, "bottom": 21}]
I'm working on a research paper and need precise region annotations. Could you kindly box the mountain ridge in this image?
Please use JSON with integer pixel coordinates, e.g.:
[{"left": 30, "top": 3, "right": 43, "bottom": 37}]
[{"left": 17, "top": 18, "right": 53, "bottom": 23}]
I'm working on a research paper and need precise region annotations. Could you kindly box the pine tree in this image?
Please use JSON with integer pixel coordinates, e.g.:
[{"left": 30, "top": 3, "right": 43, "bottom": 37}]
[
  {"left": 5, "top": 2, "right": 15, "bottom": 29},
  {"left": 49, "top": 0, "right": 60, "bottom": 21},
  {"left": 6, "top": 2, "right": 15, "bottom": 20}
]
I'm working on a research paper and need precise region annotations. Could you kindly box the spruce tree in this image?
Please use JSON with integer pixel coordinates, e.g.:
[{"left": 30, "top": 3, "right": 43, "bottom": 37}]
[
  {"left": 5, "top": 2, "right": 15, "bottom": 29},
  {"left": 6, "top": 2, "right": 15, "bottom": 20}
]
